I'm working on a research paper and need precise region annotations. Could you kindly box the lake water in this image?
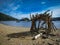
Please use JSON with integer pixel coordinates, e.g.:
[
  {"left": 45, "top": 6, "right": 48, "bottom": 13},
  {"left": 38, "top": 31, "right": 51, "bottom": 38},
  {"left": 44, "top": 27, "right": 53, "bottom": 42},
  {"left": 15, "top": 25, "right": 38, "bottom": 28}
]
[{"left": 0, "top": 21, "right": 60, "bottom": 28}]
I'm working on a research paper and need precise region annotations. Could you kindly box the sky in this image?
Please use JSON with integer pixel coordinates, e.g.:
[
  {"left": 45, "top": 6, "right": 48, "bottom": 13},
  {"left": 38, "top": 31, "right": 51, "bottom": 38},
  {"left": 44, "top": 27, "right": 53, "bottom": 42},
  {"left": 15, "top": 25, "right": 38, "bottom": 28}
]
[{"left": 0, "top": 0, "right": 60, "bottom": 19}]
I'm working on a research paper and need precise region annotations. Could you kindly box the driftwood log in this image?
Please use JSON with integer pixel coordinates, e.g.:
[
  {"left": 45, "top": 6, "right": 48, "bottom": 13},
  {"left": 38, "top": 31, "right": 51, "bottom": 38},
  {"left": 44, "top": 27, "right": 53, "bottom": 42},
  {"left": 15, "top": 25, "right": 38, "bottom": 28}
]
[{"left": 32, "top": 33, "right": 42, "bottom": 40}]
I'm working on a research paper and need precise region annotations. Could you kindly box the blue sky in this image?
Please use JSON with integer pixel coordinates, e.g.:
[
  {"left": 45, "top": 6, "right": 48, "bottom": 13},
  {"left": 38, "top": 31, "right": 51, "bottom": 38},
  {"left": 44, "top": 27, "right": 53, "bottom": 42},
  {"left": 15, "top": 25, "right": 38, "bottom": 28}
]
[{"left": 0, "top": 0, "right": 60, "bottom": 19}]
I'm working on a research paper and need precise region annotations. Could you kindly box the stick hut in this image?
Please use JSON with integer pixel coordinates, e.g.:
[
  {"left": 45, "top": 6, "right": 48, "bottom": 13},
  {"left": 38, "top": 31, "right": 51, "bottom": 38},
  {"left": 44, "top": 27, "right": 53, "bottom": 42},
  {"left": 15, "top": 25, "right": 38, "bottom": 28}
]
[{"left": 30, "top": 10, "right": 57, "bottom": 35}]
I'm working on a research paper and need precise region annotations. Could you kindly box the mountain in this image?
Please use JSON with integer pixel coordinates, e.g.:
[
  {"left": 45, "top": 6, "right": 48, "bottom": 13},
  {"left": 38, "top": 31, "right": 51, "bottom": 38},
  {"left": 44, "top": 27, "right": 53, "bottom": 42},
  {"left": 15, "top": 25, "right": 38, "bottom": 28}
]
[
  {"left": 19, "top": 17, "right": 60, "bottom": 21},
  {"left": 0, "top": 13, "right": 18, "bottom": 21},
  {"left": 52, "top": 17, "right": 60, "bottom": 21},
  {"left": 0, "top": 12, "right": 60, "bottom": 21},
  {"left": 20, "top": 18, "right": 30, "bottom": 21}
]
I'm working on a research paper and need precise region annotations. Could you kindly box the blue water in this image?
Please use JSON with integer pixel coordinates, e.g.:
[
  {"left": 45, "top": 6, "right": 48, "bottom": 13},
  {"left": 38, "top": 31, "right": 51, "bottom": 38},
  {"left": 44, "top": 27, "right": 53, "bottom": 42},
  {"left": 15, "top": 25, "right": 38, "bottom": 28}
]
[
  {"left": 0, "top": 21, "right": 31, "bottom": 27},
  {"left": 0, "top": 21, "right": 60, "bottom": 28}
]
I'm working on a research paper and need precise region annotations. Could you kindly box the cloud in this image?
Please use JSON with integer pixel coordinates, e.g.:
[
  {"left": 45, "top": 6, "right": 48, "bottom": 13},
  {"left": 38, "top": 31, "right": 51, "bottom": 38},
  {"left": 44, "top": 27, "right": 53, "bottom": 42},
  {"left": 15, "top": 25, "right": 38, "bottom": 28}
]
[
  {"left": 16, "top": 14, "right": 30, "bottom": 19},
  {"left": 9, "top": 11, "right": 30, "bottom": 19},
  {"left": 30, "top": 5, "right": 60, "bottom": 17},
  {"left": 12, "top": 5, "right": 20, "bottom": 10},
  {"left": 9, "top": 1, "right": 20, "bottom": 11},
  {"left": 41, "top": 2, "right": 46, "bottom": 4},
  {"left": 12, "top": 14, "right": 30, "bottom": 19},
  {"left": 9, "top": 5, "right": 60, "bottom": 19},
  {"left": 48, "top": 6, "right": 60, "bottom": 17},
  {"left": 11, "top": 11, "right": 46, "bottom": 19}
]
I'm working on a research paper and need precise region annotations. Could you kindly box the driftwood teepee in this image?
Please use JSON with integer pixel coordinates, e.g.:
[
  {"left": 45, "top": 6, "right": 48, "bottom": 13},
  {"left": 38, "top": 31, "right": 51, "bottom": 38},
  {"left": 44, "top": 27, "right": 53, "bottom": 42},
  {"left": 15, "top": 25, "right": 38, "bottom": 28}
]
[{"left": 30, "top": 10, "right": 57, "bottom": 35}]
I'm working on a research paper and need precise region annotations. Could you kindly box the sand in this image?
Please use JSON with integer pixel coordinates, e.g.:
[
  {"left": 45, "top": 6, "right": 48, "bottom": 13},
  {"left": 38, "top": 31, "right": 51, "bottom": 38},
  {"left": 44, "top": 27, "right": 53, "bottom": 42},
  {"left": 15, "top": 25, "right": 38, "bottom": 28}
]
[{"left": 0, "top": 24, "right": 60, "bottom": 45}]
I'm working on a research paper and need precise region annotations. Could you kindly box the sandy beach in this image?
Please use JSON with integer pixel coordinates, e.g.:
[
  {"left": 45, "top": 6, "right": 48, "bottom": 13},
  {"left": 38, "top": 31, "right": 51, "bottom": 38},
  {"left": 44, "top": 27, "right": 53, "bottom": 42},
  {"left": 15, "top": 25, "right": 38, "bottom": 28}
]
[{"left": 0, "top": 24, "right": 60, "bottom": 45}]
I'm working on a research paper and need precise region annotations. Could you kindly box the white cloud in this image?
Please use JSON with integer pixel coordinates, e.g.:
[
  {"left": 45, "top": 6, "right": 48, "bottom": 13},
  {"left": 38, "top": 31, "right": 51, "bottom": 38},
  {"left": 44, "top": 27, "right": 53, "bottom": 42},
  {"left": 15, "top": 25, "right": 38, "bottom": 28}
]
[
  {"left": 9, "top": 5, "right": 60, "bottom": 19},
  {"left": 13, "top": 14, "right": 30, "bottom": 19},
  {"left": 16, "top": 14, "right": 30, "bottom": 19},
  {"left": 9, "top": 2, "right": 20, "bottom": 11},
  {"left": 30, "top": 5, "right": 60, "bottom": 17},
  {"left": 41, "top": 2, "right": 46, "bottom": 4},
  {"left": 9, "top": 11, "right": 30, "bottom": 19},
  {"left": 48, "top": 6, "right": 60, "bottom": 17},
  {"left": 13, "top": 5, "right": 20, "bottom": 10}
]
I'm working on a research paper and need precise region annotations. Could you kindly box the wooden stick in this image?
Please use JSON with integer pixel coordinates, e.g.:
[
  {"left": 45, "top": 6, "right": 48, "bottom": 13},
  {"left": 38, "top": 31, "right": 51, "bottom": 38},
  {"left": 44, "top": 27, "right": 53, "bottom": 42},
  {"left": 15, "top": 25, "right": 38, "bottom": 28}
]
[{"left": 32, "top": 33, "right": 42, "bottom": 40}]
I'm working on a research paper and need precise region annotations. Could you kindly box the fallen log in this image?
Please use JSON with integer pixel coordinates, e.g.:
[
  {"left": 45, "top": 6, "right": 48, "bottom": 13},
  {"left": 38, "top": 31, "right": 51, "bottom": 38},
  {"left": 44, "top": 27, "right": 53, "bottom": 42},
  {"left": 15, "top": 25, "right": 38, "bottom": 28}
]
[{"left": 32, "top": 33, "right": 42, "bottom": 40}]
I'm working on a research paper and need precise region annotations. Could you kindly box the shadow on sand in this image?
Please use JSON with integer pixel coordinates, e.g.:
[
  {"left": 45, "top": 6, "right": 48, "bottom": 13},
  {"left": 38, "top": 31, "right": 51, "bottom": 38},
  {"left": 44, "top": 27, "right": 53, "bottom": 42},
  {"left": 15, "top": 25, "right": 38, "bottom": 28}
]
[{"left": 6, "top": 31, "right": 32, "bottom": 38}]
